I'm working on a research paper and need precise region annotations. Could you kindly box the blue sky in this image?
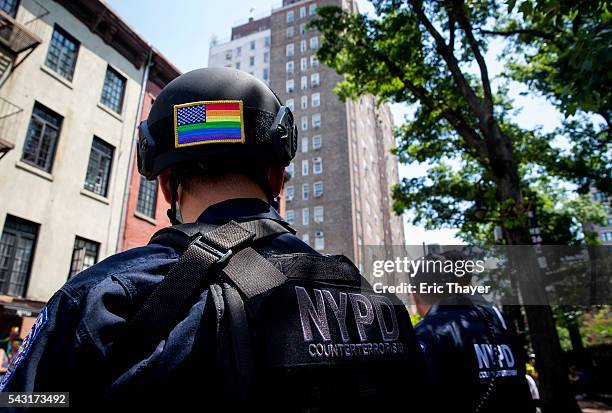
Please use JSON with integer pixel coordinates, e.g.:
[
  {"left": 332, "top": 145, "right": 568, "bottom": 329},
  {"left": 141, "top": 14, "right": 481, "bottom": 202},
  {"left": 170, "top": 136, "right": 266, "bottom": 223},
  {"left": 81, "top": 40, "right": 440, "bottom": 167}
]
[{"left": 106, "top": 0, "right": 566, "bottom": 245}]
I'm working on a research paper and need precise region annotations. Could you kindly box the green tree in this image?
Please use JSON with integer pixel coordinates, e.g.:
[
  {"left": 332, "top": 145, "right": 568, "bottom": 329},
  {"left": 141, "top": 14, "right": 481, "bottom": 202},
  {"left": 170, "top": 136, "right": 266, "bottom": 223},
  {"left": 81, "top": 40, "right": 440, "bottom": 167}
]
[{"left": 312, "top": 1, "right": 609, "bottom": 411}]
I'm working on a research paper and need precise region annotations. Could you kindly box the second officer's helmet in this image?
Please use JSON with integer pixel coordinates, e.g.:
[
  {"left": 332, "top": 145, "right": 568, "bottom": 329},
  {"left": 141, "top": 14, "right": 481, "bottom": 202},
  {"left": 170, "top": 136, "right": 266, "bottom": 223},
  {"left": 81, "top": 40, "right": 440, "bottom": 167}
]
[{"left": 137, "top": 67, "right": 297, "bottom": 181}]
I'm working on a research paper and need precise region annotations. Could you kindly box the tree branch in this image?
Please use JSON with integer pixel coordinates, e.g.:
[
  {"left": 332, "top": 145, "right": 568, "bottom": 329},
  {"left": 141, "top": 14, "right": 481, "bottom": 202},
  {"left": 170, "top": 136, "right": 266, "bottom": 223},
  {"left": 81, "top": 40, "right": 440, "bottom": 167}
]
[{"left": 480, "top": 28, "right": 557, "bottom": 42}]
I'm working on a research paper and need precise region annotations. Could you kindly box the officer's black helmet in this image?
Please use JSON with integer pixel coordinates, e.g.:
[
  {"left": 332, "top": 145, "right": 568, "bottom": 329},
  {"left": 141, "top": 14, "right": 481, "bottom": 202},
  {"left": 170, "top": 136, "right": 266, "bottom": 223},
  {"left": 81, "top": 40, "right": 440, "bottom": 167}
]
[{"left": 137, "top": 67, "right": 297, "bottom": 180}]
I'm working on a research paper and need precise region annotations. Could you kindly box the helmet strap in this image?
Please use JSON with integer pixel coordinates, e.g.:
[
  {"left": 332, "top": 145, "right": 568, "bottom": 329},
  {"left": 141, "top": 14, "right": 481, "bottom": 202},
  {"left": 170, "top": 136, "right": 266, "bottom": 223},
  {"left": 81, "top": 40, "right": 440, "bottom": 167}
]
[{"left": 167, "top": 173, "right": 182, "bottom": 225}]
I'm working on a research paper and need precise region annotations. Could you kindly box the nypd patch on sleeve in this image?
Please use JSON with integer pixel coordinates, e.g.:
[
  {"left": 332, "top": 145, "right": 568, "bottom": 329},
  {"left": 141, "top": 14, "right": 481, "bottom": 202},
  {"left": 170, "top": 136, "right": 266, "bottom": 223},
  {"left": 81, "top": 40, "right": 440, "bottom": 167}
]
[
  {"left": 174, "top": 100, "right": 246, "bottom": 148},
  {"left": 0, "top": 307, "right": 48, "bottom": 391}
]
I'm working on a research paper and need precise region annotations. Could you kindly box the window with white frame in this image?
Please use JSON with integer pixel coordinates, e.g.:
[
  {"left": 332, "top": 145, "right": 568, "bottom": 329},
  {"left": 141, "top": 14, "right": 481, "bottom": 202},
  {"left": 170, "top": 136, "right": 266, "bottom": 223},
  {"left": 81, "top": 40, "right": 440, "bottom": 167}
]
[
  {"left": 235, "top": 62, "right": 240, "bottom": 70},
  {"left": 263, "top": 68, "right": 269, "bottom": 81},
  {"left": 302, "top": 159, "right": 309, "bottom": 176},
  {"left": 313, "top": 157, "right": 322, "bottom": 174},
  {"left": 287, "top": 162, "right": 294, "bottom": 177},
  {"left": 264, "top": 51, "right": 269, "bottom": 63},
  {"left": 265, "top": 36, "right": 270, "bottom": 47},
  {"left": 312, "top": 113, "right": 321, "bottom": 128},
  {"left": 249, "top": 56, "right": 255, "bottom": 66},
  {"left": 300, "top": 6, "right": 306, "bottom": 18},
  {"left": 286, "top": 61, "right": 294, "bottom": 74},
  {"left": 302, "top": 208, "right": 309, "bottom": 225},
  {"left": 309, "top": 3, "right": 317, "bottom": 15},
  {"left": 310, "top": 55, "right": 319, "bottom": 67},
  {"left": 286, "top": 209, "right": 295, "bottom": 225},
  {"left": 312, "top": 134, "right": 322, "bottom": 149},
  {"left": 300, "top": 40, "right": 307, "bottom": 53},
  {"left": 286, "top": 79, "right": 295, "bottom": 93},
  {"left": 602, "top": 232, "right": 612, "bottom": 242},
  {"left": 250, "top": 40, "right": 256, "bottom": 50},
  {"left": 286, "top": 43, "right": 294, "bottom": 57},
  {"left": 302, "top": 233, "right": 310, "bottom": 244},
  {"left": 301, "top": 137, "right": 309, "bottom": 153},
  {"left": 310, "top": 36, "right": 319, "bottom": 49},
  {"left": 314, "top": 231, "right": 324, "bottom": 250},
  {"left": 286, "top": 185, "right": 294, "bottom": 201},
  {"left": 225, "top": 49, "right": 232, "bottom": 60},
  {"left": 302, "top": 183, "right": 310, "bottom": 200},
  {"left": 311, "top": 72, "right": 320, "bottom": 86},
  {"left": 301, "top": 76, "right": 307, "bottom": 90},
  {"left": 300, "top": 23, "right": 307, "bottom": 35},
  {"left": 300, "top": 57, "right": 307, "bottom": 71},
  {"left": 301, "top": 95, "right": 308, "bottom": 109},
  {"left": 301, "top": 116, "right": 308, "bottom": 131},
  {"left": 287, "top": 26, "right": 294, "bottom": 37},
  {"left": 311, "top": 93, "right": 320, "bottom": 107},
  {"left": 236, "top": 46, "right": 241, "bottom": 56},
  {"left": 287, "top": 10, "right": 294, "bottom": 23},
  {"left": 286, "top": 98, "right": 294, "bottom": 111},
  {"left": 313, "top": 181, "right": 323, "bottom": 197},
  {"left": 314, "top": 206, "right": 324, "bottom": 223}
]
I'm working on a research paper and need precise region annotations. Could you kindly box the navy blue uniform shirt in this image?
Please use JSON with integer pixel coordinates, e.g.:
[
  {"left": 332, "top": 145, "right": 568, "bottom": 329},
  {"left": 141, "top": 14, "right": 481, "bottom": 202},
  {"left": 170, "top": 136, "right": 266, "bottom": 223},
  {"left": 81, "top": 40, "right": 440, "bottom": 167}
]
[{"left": 0, "top": 198, "right": 315, "bottom": 403}]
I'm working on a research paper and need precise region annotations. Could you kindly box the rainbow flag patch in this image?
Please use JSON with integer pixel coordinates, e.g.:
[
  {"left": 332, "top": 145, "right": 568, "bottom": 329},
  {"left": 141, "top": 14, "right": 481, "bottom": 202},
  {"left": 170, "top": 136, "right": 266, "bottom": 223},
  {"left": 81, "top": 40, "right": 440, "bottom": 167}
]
[{"left": 174, "top": 100, "right": 245, "bottom": 147}]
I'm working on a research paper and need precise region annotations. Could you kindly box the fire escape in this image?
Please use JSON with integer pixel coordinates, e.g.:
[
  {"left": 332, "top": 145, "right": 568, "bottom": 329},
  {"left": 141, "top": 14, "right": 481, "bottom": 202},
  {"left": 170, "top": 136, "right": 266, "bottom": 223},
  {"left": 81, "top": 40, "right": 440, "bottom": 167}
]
[{"left": 0, "top": 0, "right": 47, "bottom": 159}]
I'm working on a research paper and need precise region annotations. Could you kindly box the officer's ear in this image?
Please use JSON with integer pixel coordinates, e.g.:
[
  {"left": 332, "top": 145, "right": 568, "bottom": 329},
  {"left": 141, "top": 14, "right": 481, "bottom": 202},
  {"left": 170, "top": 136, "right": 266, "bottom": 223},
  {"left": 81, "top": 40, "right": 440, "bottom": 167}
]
[
  {"left": 159, "top": 170, "right": 173, "bottom": 204},
  {"left": 267, "top": 164, "right": 285, "bottom": 198}
]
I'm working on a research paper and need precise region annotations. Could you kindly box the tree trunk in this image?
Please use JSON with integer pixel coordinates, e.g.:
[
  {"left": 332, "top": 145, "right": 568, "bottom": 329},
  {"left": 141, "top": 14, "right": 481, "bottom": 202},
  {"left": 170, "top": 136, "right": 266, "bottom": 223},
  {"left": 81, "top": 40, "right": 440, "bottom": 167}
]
[{"left": 567, "top": 323, "right": 584, "bottom": 353}]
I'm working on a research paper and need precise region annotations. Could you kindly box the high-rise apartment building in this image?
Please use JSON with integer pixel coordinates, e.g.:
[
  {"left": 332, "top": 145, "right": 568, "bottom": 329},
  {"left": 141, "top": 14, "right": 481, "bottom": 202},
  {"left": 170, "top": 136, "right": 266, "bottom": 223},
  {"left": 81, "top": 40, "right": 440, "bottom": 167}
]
[{"left": 210, "top": 0, "right": 404, "bottom": 266}]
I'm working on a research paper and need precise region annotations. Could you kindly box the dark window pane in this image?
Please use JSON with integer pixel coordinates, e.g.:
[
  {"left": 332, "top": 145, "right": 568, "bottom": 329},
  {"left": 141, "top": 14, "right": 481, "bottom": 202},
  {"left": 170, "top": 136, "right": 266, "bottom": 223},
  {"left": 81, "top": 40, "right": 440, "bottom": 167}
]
[
  {"left": 21, "top": 103, "right": 62, "bottom": 172},
  {"left": 136, "top": 176, "right": 158, "bottom": 218},
  {"left": 0, "top": 0, "right": 19, "bottom": 18},
  {"left": 68, "top": 236, "right": 99, "bottom": 278},
  {"left": 84, "top": 137, "right": 114, "bottom": 196},
  {"left": 45, "top": 26, "right": 79, "bottom": 81},
  {"left": 100, "top": 67, "right": 126, "bottom": 113},
  {"left": 0, "top": 215, "right": 38, "bottom": 297}
]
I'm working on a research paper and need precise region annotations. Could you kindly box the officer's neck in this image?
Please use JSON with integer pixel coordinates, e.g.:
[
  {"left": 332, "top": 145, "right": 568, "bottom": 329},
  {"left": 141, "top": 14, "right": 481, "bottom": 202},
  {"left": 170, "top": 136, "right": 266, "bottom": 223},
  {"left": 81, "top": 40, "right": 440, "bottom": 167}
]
[{"left": 178, "top": 182, "right": 268, "bottom": 223}]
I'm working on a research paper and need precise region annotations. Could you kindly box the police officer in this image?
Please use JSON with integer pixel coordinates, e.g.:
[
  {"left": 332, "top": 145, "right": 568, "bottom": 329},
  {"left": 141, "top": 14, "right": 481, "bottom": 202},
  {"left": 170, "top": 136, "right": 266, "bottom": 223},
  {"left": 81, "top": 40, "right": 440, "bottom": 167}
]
[
  {"left": 411, "top": 251, "right": 534, "bottom": 413},
  {"left": 1, "top": 68, "right": 426, "bottom": 411}
]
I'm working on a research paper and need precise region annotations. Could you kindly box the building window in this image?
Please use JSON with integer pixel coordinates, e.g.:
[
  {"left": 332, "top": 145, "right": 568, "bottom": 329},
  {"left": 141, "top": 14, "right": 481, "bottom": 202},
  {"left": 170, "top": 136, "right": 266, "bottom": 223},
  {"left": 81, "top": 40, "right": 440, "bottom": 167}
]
[
  {"left": 286, "top": 98, "right": 294, "bottom": 111},
  {"left": 301, "top": 95, "right": 308, "bottom": 110},
  {"left": 315, "top": 231, "right": 325, "bottom": 250},
  {"left": 21, "top": 103, "right": 62, "bottom": 172},
  {"left": 249, "top": 56, "right": 255, "bottom": 66},
  {"left": 84, "top": 137, "right": 114, "bottom": 197},
  {"left": 301, "top": 115, "right": 308, "bottom": 131},
  {"left": 311, "top": 92, "right": 320, "bottom": 107},
  {"left": 312, "top": 134, "right": 322, "bottom": 149},
  {"left": 313, "top": 157, "right": 322, "bottom": 174},
  {"left": 300, "top": 40, "right": 307, "bottom": 53},
  {"left": 264, "top": 51, "right": 270, "bottom": 63},
  {"left": 286, "top": 79, "right": 295, "bottom": 94},
  {"left": 314, "top": 206, "right": 324, "bottom": 223},
  {"left": 250, "top": 40, "right": 256, "bottom": 50},
  {"left": 310, "top": 36, "right": 319, "bottom": 49},
  {"left": 300, "top": 6, "right": 306, "bottom": 18},
  {"left": 300, "top": 23, "right": 307, "bottom": 35},
  {"left": 592, "top": 192, "right": 606, "bottom": 202},
  {"left": 69, "top": 236, "right": 99, "bottom": 278},
  {"left": 45, "top": 26, "right": 79, "bottom": 81},
  {"left": 302, "top": 183, "right": 310, "bottom": 200},
  {"left": 100, "top": 66, "right": 126, "bottom": 113},
  {"left": 265, "top": 36, "right": 270, "bottom": 47},
  {"left": 300, "top": 57, "right": 307, "bottom": 72},
  {"left": 0, "top": 0, "right": 19, "bottom": 17},
  {"left": 286, "top": 43, "right": 294, "bottom": 57},
  {"left": 0, "top": 215, "right": 38, "bottom": 297},
  {"left": 225, "top": 50, "right": 232, "bottom": 60},
  {"left": 302, "top": 208, "right": 309, "bottom": 225},
  {"left": 312, "top": 113, "right": 321, "bottom": 128},
  {"left": 287, "top": 10, "right": 294, "bottom": 23},
  {"left": 302, "top": 233, "right": 310, "bottom": 244},
  {"left": 301, "top": 137, "right": 309, "bottom": 153},
  {"left": 310, "top": 55, "right": 319, "bottom": 68},
  {"left": 601, "top": 232, "right": 612, "bottom": 242},
  {"left": 235, "top": 62, "right": 241, "bottom": 70},
  {"left": 286, "top": 210, "right": 295, "bottom": 225},
  {"left": 236, "top": 46, "right": 242, "bottom": 56},
  {"left": 314, "top": 181, "right": 323, "bottom": 197},
  {"left": 136, "top": 176, "right": 158, "bottom": 218},
  {"left": 302, "top": 159, "right": 309, "bottom": 176},
  {"left": 286, "top": 185, "right": 294, "bottom": 202},
  {"left": 263, "top": 68, "right": 269, "bottom": 81},
  {"left": 309, "top": 3, "right": 317, "bottom": 15},
  {"left": 287, "top": 162, "right": 294, "bottom": 177},
  {"left": 301, "top": 75, "right": 307, "bottom": 90},
  {"left": 311, "top": 72, "right": 320, "bottom": 86},
  {"left": 286, "top": 61, "right": 294, "bottom": 74},
  {"left": 287, "top": 26, "right": 294, "bottom": 37}
]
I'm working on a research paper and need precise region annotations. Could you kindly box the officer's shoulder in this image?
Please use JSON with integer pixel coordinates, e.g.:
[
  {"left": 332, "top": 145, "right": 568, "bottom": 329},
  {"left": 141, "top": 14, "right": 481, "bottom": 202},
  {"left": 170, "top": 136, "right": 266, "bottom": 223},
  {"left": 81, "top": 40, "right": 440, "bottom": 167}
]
[{"left": 62, "top": 243, "right": 178, "bottom": 301}]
